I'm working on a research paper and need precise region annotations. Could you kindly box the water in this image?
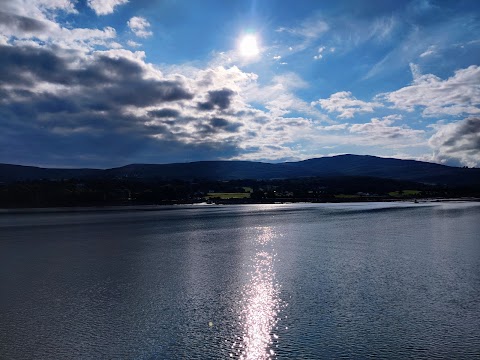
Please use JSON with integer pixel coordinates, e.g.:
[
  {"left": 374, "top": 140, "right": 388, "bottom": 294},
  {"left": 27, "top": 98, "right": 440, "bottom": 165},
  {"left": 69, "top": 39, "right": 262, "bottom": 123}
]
[{"left": 0, "top": 202, "right": 479, "bottom": 359}]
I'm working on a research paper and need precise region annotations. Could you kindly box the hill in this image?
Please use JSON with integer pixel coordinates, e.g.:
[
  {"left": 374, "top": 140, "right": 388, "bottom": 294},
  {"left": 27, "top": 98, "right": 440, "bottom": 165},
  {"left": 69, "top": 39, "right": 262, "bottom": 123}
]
[{"left": 1, "top": 155, "right": 479, "bottom": 187}]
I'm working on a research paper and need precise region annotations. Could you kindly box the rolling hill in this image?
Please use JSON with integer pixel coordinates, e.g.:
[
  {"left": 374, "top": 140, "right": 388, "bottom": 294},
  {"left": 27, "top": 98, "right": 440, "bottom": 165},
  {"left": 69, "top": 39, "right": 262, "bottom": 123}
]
[{"left": 1, "top": 155, "right": 479, "bottom": 187}]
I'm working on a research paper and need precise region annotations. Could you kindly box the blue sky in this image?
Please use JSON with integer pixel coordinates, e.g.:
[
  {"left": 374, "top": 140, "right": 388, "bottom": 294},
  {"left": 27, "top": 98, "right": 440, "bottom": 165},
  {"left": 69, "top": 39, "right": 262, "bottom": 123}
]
[{"left": 0, "top": 0, "right": 479, "bottom": 168}]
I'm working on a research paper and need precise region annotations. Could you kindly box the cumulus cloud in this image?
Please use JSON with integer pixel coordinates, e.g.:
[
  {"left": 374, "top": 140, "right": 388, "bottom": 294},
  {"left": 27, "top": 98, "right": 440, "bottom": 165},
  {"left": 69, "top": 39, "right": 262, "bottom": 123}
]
[
  {"left": 127, "top": 16, "right": 152, "bottom": 38},
  {"left": 24, "top": 0, "right": 78, "bottom": 14},
  {"left": 245, "top": 73, "right": 325, "bottom": 119},
  {"left": 0, "top": 44, "right": 209, "bottom": 164},
  {"left": 312, "top": 91, "right": 382, "bottom": 119},
  {"left": 87, "top": 0, "right": 128, "bottom": 16},
  {"left": 0, "top": 46, "right": 193, "bottom": 107},
  {"left": 0, "top": 1, "right": 119, "bottom": 50},
  {"left": 378, "top": 65, "right": 480, "bottom": 116},
  {"left": 0, "top": 11, "right": 47, "bottom": 35},
  {"left": 429, "top": 117, "right": 480, "bottom": 167},
  {"left": 349, "top": 115, "right": 424, "bottom": 143}
]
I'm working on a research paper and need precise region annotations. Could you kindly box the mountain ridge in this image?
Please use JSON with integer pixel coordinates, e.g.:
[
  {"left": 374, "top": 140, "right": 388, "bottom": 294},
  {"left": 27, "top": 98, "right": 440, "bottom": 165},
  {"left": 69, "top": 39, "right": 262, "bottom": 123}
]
[{"left": 1, "top": 154, "right": 479, "bottom": 187}]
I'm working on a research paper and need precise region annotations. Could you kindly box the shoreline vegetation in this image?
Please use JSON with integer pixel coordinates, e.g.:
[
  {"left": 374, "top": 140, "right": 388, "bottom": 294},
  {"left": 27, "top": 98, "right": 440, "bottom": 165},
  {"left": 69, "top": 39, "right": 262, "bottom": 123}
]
[
  {"left": 1, "top": 199, "right": 480, "bottom": 215},
  {"left": 0, "top": 176, "right": 478, "bottom": 210}
]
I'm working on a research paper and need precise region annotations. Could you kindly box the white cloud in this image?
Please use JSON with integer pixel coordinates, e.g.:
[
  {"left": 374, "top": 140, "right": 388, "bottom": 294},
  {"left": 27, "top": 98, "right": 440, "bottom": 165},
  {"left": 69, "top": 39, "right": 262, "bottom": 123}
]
[
  {"left": 318, "top": 124, "right": 348, "bottom": 131},
  {"left": 276, "top": 16, "right": 329, "bottom": 40},
  {"left": 87, "top": 0, "right": 128, "bottom": 16},
  {"left": 61, "top": 26, "right": 116, "bottom": 42},
  {"left": 313, "top": 46, "right": 334, "bottom": 60},
  {"left": 364, "top": 15, "right": 476, "bottom": 79},
  {"left": 190, "top": 65, "right": 258, "bottom": 92},
  {"left": 378, "top": 65, "right": 480, "bottom": 117},
  {"left": 349, "top": 116, "right": 424, "bottom": 143},
  {"left": 244, "top": 73, "right": 326, "bottom": 119},
  {"left": 420, "top": 45, "right": 436, "bottom": 57},
  {"left": 312, "top": 91, "right": 382, "bottom": 119},
  {"left": 127, "top": 40, "right": 141, "bottom": 47},
  {"left": 273, "top": 55, "right": 281, "bottom": 60},
  {"left": 313, "top": 46, "right": 325, "bottom": 60},
  {"left": 0, "top": 0, "right": 119, "bottom": 50},
  {"left": 127, "top": 16, "right": 152, "bottom": 38},
  {"left": 31, "top": 0, "right": 78, "bottom": 14},
  {"left": 369, "top": 16, "right": 397, "bottom": 41},
  {"left": 276, "top": 15, "right": 329, "bottom": 55},
  {"left": 429, "top": 117, "right": 480, "bottom": 167}
]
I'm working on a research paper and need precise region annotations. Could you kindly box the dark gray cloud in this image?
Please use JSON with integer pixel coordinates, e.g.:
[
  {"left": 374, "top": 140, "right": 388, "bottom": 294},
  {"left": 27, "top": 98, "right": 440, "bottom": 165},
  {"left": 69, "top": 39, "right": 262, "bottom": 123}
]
[
  {"left": 0, "top": 11, "right": 46, "bottom": 33},
  {"left": 211, "top": 117, "right": 229, "bottom": 127},
  {"left": 0, "top": 101, "right": 243, "bottom": 167},
  {"left": 208, "top": 89, "right": 235, "bottom": 109},
  {"left": 0, "top": 125, "right": 242, "bottom": 168},
  {"left": 0, "top": 45, "right": 67, "bottom": 86},
  {"left": 210, "top": 117, "right": 242, "bottom": 132},
  {"left": 430, "top": 117, "right": 480, "bottom": 167},
  {"left": 0, "top": 45, "right": 116, "bottom": 87},
  {"left": 197, "top": 101, "right": 215, "bottom": 111},
  {"left": 0, "top": 45, "right": 193, "bottom": 106},
  {"left": 198, "top": 88, "right": 235, "bottom": 111},
  {"left": 0, "top": 43, "right": 250, "bottom": 167},
  {"left": 148, "top": 108, "right": 180, "bottom": 118},
  {"left": 104, "top": 79, "right": 193, "bottom": 106},
  {"left": 29, "top": 93, "right": 80, "bottom": 114},
  {"left": 192, "top": 117, "right": 242, "bottom": 138},
  {"left": 441, "top": 117, "right": 480, "bottom": 148}
]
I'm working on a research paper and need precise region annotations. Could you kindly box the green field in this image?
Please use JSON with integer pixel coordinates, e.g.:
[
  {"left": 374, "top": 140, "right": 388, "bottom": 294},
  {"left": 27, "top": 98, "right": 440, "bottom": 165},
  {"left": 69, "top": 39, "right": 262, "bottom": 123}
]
[
  {"left": 206, "top": 192, "right": 251, "bottom": 199},
  {"left": 388, "top": 190, "right": 422, "bottom": 197},
  {"left": 334, "top": 194, "right": 360, "bottom": 199}
]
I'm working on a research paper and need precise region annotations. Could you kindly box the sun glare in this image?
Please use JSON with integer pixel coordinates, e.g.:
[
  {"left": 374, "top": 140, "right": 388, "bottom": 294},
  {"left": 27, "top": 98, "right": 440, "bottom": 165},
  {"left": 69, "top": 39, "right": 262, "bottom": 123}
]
[{"left": 239, "top": 34, "right": 260, "bottom": 57}]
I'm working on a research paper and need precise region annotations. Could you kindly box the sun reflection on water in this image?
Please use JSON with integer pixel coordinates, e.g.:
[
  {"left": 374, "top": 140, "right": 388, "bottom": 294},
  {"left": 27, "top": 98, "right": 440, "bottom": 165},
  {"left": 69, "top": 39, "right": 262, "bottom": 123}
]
[{"left": 233, "top": 227, "right": 283, "bottom": 359}]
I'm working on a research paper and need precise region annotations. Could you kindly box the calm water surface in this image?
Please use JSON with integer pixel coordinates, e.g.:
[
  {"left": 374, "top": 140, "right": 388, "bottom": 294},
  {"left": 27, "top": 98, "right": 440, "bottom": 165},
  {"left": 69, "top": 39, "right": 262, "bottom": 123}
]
[{"left": 0, "top": 202, "right": 479, "bottom": 359}]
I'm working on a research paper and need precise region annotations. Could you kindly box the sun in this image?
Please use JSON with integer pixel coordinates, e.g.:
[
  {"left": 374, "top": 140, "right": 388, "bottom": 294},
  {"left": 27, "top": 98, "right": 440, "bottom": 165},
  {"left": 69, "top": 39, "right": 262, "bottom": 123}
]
[{"left": 239, "top": 34, "right": 260, "bottom": 57}]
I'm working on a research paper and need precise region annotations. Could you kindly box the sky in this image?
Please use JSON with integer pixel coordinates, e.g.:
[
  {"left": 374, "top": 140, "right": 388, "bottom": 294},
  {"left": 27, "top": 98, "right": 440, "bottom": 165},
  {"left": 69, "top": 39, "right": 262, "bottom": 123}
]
[{"left": 0, "top": 0, "right": 479, "bottom": 168}]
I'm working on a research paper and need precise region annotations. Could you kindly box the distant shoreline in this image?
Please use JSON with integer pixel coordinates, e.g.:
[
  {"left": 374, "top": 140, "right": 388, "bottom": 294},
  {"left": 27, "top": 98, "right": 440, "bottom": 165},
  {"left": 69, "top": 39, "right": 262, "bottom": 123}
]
[{"left": 1, "top": 197, "right": 479, "bottom": 214}]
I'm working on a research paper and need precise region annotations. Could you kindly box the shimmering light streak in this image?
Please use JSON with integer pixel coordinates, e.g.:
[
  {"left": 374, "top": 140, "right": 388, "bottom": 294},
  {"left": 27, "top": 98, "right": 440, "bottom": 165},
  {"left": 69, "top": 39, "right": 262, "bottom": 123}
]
[{"left": 235, "top": 227, "right": 283, "bottom": 359}]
